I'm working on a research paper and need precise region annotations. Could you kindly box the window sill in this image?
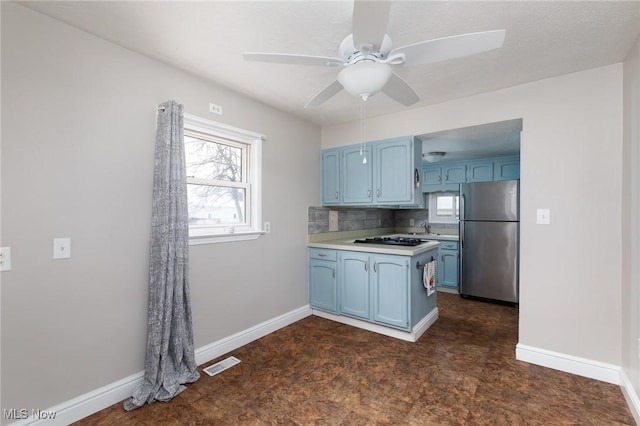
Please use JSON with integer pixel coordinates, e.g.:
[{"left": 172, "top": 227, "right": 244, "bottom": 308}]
[{"left": 189, "top": 231, "right": 265, "bottom": 246}]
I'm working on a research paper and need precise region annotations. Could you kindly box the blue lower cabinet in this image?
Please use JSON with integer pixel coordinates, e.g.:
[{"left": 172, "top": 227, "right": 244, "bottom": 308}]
[
  {"left": 310, "top": 248, "right": 438, "bottom": 332},
  {"left": 438, "top": 250, "right": 459, "bottom": 290},
  {"left": 309, "top": 259, "right": 338, "bottom": 313},
  {"left": 340, "top": 252, "right": 409, "bottom": 327},
  {"left": 339, "top": 251, "right": 371, "bottom": 320},
  {"left": 309, "top": 249, "right": 338, "bottom": 313},
  {"left": 371, "top": 255, "right": 409, "bottom": 329},
  {"left": 435, "top": 241, "right": 459, "bottom": 291}
]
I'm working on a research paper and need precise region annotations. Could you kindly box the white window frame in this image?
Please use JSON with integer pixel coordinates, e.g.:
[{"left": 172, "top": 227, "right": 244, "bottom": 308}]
[
  {"left": 184, "top": 113, "right": 264, "bottom": 245},
  {"left": 428, "top": 192, "right": 459, "bottom": 224}
]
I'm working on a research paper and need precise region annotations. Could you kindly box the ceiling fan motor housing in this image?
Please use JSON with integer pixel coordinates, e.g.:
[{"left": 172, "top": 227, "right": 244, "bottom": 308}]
[{"left": 340, "top": 34, "right": 392, "bottom": 65}]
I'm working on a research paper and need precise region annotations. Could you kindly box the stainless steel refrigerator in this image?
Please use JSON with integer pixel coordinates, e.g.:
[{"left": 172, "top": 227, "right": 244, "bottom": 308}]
[{"left": 459, "top": 180, "right": 519, "bottom": 305}]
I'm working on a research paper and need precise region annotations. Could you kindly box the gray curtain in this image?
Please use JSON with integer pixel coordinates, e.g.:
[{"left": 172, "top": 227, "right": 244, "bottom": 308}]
[{"left": 124, "top": 100, "right": 200, "bottom": 411}]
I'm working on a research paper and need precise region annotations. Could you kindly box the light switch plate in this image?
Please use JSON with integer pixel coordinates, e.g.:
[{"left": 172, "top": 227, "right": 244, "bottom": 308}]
[
  {"left": 53, "top": 238, "right": 71, "bottom": 259},
  {"left": 536, "top": 209, "right": 551, "bottom": 225},
  {"left": 0, "top": 247, "right": 11, "bottom": 271}
]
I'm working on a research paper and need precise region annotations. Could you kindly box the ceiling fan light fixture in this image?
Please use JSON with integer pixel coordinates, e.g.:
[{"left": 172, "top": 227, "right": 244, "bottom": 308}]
[
  {"left": 423, "top": 152, "right": 446, "bottom": 163},
  {"left": 337, "top": 62, "right": 392, "bottom": 98}
]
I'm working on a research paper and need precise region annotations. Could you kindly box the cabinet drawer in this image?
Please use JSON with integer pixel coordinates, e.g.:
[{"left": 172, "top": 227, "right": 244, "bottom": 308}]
[
  {"left": 439, "top": 241, "right": 459, "bottom": 250},
  {"left": 309, "top": 248, "right": 337, "bottom": 261}
]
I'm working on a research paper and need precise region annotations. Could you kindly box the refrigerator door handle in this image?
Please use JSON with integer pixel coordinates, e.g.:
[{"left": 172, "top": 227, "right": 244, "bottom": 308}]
[{"left": 460, "top": 193, "right": 465, "bottom": 249}]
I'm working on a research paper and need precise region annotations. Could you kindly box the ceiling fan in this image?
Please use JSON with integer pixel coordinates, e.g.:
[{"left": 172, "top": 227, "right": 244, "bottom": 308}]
[{"left": 243, "top": 0, "right": 506, "bottom": 108}]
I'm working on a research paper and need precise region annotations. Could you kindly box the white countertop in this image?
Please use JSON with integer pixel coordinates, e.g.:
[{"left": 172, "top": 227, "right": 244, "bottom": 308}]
[{"left": 308, "top": 238, "right": 440, "bottom": 256}]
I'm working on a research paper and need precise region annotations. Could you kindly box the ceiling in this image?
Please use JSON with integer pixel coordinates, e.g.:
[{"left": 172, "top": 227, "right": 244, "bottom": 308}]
[
  {"left": 419, "top": 119, "right": 522, "bottom": 162},
  {"left": 19, "top": 1, "right": 640, "bottom": 129}
]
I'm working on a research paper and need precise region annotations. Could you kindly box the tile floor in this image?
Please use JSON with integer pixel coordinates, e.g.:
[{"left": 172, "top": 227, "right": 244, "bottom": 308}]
[{"left": 73, "top": 293, "right": 635, "bottom": 425}]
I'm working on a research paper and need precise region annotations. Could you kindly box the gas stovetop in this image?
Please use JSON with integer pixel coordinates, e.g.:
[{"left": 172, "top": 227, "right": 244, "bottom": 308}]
[{"left": 353, "top": 237, "right": 424, "bottom": 247}]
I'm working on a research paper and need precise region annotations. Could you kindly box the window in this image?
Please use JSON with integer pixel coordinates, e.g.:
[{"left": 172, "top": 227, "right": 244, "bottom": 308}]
[
  {"left": 428, "top": 192, "right": 459, "bottom": 224},
  {"left": 184, "top": 114, "right": 264, "bottom": 244}
]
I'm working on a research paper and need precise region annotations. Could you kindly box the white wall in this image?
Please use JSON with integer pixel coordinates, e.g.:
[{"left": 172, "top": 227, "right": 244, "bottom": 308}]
[
  {"left": 0, "top": 2, "right": 319, "bottom": 417},
  {"left": 622, "top": 34, "right": 640, "bottom": 415},
  {"left": 323, "top": 64, "right": 624, "bottom": 365}
]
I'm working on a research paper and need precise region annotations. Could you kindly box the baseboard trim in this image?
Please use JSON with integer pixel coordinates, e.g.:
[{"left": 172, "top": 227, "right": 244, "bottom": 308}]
[
  {"left": 620, "top": 370, "right": 640, "bottom": 425},
  {"left": 10, "top": 305, "right": 313, "bottom": 426},
  {"left": 515, "top": 343, "right": 621, "bottom": 384},
  {"left": 311, "top": 307, "right": 438, "bottom": 343}
]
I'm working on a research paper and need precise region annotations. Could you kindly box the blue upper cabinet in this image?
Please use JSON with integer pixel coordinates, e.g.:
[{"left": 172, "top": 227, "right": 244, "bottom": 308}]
[
  {"left": 493, "top": 156, "right": 521, "bottom": 181},
  {"left": 422, "top": 156, "right": 519, "bottom": 192},
  {"left": 442, "top": 164, "right": 467, "bottom": 185},
  {"left": 342, "top": 146, "right": 373, "bottom": 204},
  {"left": 422, "top": 162, "right": 465, "bottom": 192},
  {"left": 321, "top": 149, "right": 341, "bottom": 205},
  {"left": 466, "top": 160, "right": 494, "bottom": 182},
  {"left": 423, "top": 167, "right": 442, "bottom": 185},
  {"left": 374, "top": 138, "right": 414, "bottom": 204},
  {"left": 321, "top": 136, "right": 422, "bottom": 207}
]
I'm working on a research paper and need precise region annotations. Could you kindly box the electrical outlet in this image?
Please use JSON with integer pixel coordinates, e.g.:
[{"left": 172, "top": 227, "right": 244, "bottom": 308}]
[
  {"left": 209, "top": 103, "right": 223, "bottom": 115},
  {"left": 263, "top": 222, "right": 271, "bottom": 234},
  {"left": 329, "top": 211, "right": 339, "bottom": 232},
  {"left": 53, "top": 238, "right": 71, "bottom": 260},
  {"left": 409, "top": 219, "right": 415, "bottom": 226},
  {"left": 0, "top": 247, "right": 11, "bottom": 271}
]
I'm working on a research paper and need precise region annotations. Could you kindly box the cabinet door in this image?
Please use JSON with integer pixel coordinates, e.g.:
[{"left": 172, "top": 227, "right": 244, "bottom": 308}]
[
  {"left": 442, "top": 164, "right": 466, "bottom": 184},
  {"left": 374, "top": 139, "right": 413, "bottom": 203},
  {"left": 423, "top": 166, "right": 442, "bottom": 185},
  {"left": 371, "top": 255, "right": 409, "bottom": 329},
  {"left": 467, "top": 161, "right": 494, "bottom": 182},
  {"left": 309, "top": 259, "right": 338, "bottom": 312},
  {"left": 493, "top": 157, "right": 520, "bottom": 181},
  {"left": 321, "top": 149, "right": 340, "bottom": 205},
  {"left": 438, "top": 249, "right": 459, "bottom": 289},
  {"left": 342, "top": 146, "right": 373, "bottom": 204},
  {"left": 340, "top": 252, "right": 370, "bottom": 320}
]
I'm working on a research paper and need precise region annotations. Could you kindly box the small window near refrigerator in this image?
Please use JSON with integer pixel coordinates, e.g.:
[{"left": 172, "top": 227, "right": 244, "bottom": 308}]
[{"left": 428, "top": 192, "right": 459, "bottom": 224}]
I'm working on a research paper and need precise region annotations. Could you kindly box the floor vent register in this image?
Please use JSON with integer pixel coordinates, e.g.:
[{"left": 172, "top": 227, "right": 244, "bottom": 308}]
[{"left": 203, "top": 356, "right": 241, "bottom": 377}]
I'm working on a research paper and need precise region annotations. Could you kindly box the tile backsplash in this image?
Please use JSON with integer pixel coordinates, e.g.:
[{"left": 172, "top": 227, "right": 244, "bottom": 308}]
[{"left": 308, "top": 207, "right": 458, "bottom": 235}]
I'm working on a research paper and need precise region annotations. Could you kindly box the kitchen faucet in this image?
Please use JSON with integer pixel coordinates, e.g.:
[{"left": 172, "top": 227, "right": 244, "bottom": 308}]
[{"left": 422, "top": 222, "right": 431, "bottom": 234}]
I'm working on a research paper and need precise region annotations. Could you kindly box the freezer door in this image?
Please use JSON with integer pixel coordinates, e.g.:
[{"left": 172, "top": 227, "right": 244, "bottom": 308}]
[
  {"left": 460, "top": 180, "right": 519, "bottom": 221},
  {"left": 460, "top": 221, "right": 519, "bottom": 303}
]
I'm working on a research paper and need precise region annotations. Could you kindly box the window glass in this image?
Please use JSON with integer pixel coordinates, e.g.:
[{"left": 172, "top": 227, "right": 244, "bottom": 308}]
[
  {"left": 185, "top": 136, "right": 243, "bottom": 182},
  {"left": 429, "top": 192, "right": 459, "bottom": 223},
  {"left": 183, "top": 114, "right": 263, "bottom": 244}
]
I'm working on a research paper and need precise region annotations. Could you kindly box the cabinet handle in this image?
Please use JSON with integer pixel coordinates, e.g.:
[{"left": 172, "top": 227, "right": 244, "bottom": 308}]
[
  {"left": 373, "top": 262, "right": 377, "bottom": 272},
  {"left": 376, "top": 189, "right": 380, "bottom": 197},
  {"left": 318, "top": 253, "right": 327, "bottom": 257},
  {"left": 332, "top": 270, "right": 335, "bottom": 278},
  {"left": 367, "top": 189, "right": 371, "bottom": 197},
  {"left": 335, "top": 191, "right": 338, "bottom": 200},
  {"left": 365, "top": 260, "right": 368, "bottom": 272}
]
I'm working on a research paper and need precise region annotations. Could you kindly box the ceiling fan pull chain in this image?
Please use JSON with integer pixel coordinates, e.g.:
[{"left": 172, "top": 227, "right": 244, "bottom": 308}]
[{"left": 360, "top": 96, "right": 368, "bottom": 164}]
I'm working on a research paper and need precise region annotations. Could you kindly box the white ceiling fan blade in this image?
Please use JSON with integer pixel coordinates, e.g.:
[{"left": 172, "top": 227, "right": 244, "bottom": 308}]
[
  {"left": 390, "top": 29, "right": 506, "bottom": 67},
  {"left": 243, "top": 52, "right": 344, "bottom": 67},
  {"left": 382, "top": 73, "right": 420, "bottom": 106},
  {"left": 305, "top": 80, "right": 344, "bottom": 108},
  {"left": 352, "top": 0, "right": 391, "bottom": 51}
]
